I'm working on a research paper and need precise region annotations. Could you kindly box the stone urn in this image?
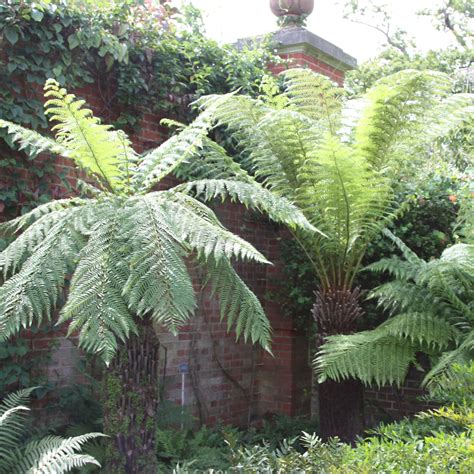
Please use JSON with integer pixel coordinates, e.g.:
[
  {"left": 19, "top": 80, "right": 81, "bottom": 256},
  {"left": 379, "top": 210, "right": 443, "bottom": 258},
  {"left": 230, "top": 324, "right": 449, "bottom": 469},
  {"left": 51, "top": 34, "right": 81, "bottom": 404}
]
[{"left": 270, "top": 0, "right": 315, "bottom": 18}]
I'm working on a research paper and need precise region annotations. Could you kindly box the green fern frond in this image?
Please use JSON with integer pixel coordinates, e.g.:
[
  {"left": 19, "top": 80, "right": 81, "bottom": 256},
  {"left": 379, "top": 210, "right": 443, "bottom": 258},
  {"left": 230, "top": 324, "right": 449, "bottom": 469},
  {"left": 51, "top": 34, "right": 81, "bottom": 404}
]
[
  {"left": 0, "top": 119, "right": 68, "bottom": 158},
  {"left": 0, "top": 213, "right": 85, "bottom": 341},
  {"left": 123, "top": 196, "right": 196, "bottom": 332},
  {"left": 60, "top": 214, "right": 136, "bottom": 365},
  {"left": 160, "top": 192, "right": 270, "bottom": 264},
  {"left": 174, "top": 137, "right": 253, "bottom": 182},
  {"left": 424, "top": 333, "right": 474, "bottom": 387},
  {"left": 203, "top": 256, "right": 272, "bottom": 351},
  {"left": 0, "top": 198, "right": 87, "bottom": 236},
  {"left": 44, "top": 79, "right": 134, "bottom": 192},
  {"left": 317, "top": 236, "right": 473, "bottom": 387},
  {"left": 0, "top": 389, "right": 102, "bottom": 474},
  {"left": 135, "top": 93, "right": 237, "bottom": 192},
  {"left": 172, "top": 179, "right": 320, "bottom": 234},
  {"left": 0, "top": 388, "right": 35, "bottom": 459},
  {"left": 8, "top": 433, "right": 104, "bottom": 474},
  {"left": 316, "top": 332, "right": 416, "bottom": 387},
  {"left": 354, "top": 70, "right": 453, "bottom": 172},
  {"left": 1, "top": 80, "right": 278, "bottom": 368},
  {"left": 282, "top": 68, "right": 344, "bottom": 126}
]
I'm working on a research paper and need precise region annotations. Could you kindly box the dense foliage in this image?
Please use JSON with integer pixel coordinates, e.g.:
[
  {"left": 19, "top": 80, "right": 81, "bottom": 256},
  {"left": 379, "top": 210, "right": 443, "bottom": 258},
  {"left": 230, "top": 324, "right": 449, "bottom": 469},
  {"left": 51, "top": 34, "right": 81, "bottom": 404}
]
[
  {"left": 317, "top": 233, "right": 474, "bottom": 387},
  {"left": 0, "top": 388, "right": 103, "bottom": 472},
  {"left": 228, "top": 364, "right": 474, "bottom": 473}
]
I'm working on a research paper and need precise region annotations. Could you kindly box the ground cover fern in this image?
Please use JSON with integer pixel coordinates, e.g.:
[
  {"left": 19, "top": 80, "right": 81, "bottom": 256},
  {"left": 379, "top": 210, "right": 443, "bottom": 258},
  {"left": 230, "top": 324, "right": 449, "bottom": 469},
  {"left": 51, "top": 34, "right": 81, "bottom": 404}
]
[{"left": 0, "top": 388, "right": 103, "bottom": 473}]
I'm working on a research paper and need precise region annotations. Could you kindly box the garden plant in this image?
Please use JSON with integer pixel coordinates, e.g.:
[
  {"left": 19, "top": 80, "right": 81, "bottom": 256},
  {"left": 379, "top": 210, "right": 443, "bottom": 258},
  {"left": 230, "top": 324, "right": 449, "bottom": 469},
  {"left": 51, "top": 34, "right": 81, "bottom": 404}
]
[
  {"left": 0, "top": 79, "right": 315, "bottom": 471},
  {"left": 171, "top": 67, "right": 472, "bottom": 440}
]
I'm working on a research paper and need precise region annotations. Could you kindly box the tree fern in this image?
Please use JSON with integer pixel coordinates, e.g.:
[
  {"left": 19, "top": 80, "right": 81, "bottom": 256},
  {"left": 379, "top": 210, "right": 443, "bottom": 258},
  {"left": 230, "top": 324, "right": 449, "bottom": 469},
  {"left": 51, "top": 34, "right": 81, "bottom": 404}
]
[
  {"left": 168, "top": 69, "right": 472, "bottom": 437},
  {"left": 0, "top": 389, "right": 103, "bottom": 473},
  {"left": 177, "top": 69, "right": 471, "bottom": 292},
  {"left": 0, "top": 79, "right": 316, "bottom": 365}
]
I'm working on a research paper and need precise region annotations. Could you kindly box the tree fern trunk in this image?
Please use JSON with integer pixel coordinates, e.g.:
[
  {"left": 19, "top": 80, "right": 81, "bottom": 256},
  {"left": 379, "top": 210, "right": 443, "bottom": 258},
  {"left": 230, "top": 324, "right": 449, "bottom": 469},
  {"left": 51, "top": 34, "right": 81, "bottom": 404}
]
[
  {"left": 102, "top": 319, "right": 160, "bottom": 473},
  {"left": 313, "top": 287, "right": 365, "bottom": 442}
]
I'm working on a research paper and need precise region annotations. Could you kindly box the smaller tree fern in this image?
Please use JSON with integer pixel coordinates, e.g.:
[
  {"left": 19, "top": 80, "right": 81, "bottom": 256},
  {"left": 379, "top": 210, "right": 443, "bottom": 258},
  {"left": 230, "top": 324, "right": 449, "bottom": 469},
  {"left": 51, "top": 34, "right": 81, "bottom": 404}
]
[
  {"left": 0, "top": 388, "right": 103, "bottom": 473},
  {"left": 316, "top": 231, "right": 474, "bottom": 387}
]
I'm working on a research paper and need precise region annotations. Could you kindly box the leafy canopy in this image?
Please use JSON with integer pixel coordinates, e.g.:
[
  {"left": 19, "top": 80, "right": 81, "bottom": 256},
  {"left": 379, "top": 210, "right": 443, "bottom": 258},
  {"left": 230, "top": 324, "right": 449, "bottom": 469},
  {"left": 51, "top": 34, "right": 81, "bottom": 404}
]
[
  {"left": 0, "top": 79, "right": 316, "bottom": 364},
  {"left": 172, "top": 68, "right": 472, "bottom": 293}
]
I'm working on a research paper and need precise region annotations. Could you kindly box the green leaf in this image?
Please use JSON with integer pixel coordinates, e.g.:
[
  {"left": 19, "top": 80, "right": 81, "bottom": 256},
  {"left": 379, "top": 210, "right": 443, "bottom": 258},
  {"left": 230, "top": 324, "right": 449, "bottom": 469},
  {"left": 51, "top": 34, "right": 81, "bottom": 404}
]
[
  {"left": 68, "top": 34, "right": 79, "bottom": 50},
  {"left": 4, "top": 26, "right": 19, "bottom": 45},
  {"left": 31, "top": 9, "right": 44, "bottom": 22}
]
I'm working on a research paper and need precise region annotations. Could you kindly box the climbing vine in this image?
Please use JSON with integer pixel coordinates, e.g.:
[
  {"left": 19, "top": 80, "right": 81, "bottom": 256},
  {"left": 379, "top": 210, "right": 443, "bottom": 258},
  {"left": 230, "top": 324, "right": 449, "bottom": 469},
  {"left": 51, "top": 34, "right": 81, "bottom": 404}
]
[{"left": 0, "top": 0, "right": 280, "bottom": 223}]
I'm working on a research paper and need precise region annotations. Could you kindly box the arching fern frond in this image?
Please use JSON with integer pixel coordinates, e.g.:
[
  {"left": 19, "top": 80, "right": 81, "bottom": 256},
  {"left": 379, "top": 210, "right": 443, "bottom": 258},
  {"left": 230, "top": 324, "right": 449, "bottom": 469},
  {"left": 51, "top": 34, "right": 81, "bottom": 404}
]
[
  {"left": 0, "top": 389, "right": 103, "bottom": 474},
  {"left": 172, "top": 179, "right": 320, "bottom": 234},
  {"left": 282, "top": 68, "right": 344, "bottom": 127},
  {"left": 59, "top": 214, "right": 136, "bottom": 365},
  {"left": 134, "top": 93, "right": 238, "bottom": 192},
  {"left": 0, "top": 119, "right": 68, "bottom": 158},
  {"left": 0, "top": 197, "right": 88, "bottom": 236},
  {"left": 123, "top": 196, "right": 196, "bottom": 332},
  {"left": 317, "top": 236, "right": 473, "bottom": 388},
  {"left": 0, "top": 212, "right": 85, "bottom": 341},
  {"left": 203, "top": 256, "right": 272, "bottom": 351},
  {"left": 44, "top": 79, "right": 135, "bottom": 192},
  {"left": 354, "top": 70, "right": 453, "bottom": 172},
  {"left": 7, "top": 433, "right": 103, "bottom": 474},
  {"left": 159, "top": 192, "right": 270, "bottom": 264}
]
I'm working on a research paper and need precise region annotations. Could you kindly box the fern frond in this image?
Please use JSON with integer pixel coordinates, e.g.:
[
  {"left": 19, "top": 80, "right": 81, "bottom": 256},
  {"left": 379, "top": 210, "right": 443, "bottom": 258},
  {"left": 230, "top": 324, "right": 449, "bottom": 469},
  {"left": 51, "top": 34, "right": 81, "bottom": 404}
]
[
  {"left": 316, "top": 331, "right": 416, "bottom": 387},
  {"left": 282, "top": 68, "right": 344, "bottom": 126},
  {"left": 123, "top": 196, "right": 196, "bottom": 332},
  {"left": 0, "top": 388, "right": 35, "bottom": 459},
  {"left": 158, "top": 192, "right": 270, "bottom": 264},
  {"left": 203, "top": 256, "right": 272, "bottom": 351},
  {"left": 0, "top": 198, "right": 88, "bottom": 236},
  {"left": 0, "top": 212, "right": 85, "bottom": 341},
  {"left": 0, "top": 119, "right": 68, "bottom": 157},
  {"left": 354, "top": 70, "right": 453, "bottom": 171},
  {"left": 424, "top": 333, "right": 474, "bottom": 387},
  {"left": 172, "top": 179, "right": 320, "bottom": 234},
  {"left": 59, "top": 213, "right": 136, "bottom": 365},
  {"left": 0, "top": 389, "right": 102, "bottom": 473},
  {"left": 44, "top": 79, "right": 133, "bottom": 192},
  {"left": 8, "top": 433, "right": 104, "bottom": 474},
  {"left": 134, "top": 93, "right": 237, "bottom": 192},
  {"left": 316, "top": 311, "right": 458, "bottom": 387},
  {"left": 174, "top": 137, "right": 253, "bottom": 182}
]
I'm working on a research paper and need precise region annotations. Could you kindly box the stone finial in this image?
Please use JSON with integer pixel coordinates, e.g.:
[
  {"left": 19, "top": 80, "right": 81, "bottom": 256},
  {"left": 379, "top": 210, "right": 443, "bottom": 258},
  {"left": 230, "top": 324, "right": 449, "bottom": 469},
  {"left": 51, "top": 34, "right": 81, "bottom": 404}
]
[{"left": 270, "top": 0, "right": 315, "bottom": 27}]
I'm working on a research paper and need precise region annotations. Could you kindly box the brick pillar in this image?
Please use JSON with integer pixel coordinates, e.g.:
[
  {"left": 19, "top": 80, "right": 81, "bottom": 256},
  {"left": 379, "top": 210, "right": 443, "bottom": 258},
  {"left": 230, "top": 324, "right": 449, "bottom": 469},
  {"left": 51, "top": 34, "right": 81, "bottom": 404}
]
[
  {"left": 254, "top": 28, "right": 356, "bottom": 419},
  {"left": 269, "top": 27, "right": 356, "bottom": 84}
]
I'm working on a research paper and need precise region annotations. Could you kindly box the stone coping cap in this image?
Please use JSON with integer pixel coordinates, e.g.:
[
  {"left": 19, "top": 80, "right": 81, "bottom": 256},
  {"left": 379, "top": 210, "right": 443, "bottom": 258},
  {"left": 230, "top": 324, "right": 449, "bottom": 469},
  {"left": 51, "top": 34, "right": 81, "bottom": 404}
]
[{"left": 237, "top": 26, "right": 357, "bottom": 72}]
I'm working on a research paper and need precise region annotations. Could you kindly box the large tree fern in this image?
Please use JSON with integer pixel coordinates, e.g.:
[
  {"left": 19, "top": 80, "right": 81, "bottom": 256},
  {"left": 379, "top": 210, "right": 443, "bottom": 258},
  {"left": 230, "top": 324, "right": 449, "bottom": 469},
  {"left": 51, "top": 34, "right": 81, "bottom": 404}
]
[
  {"left": 167, "top": 68, "right": 472, "bottom": 439},
  {"left": 0, "top": 388, "right": 103, "bottom": 473},
  {"left": 316, "top": 231, "right": 474, "bottom": 388},
  {"left": 0, "top": 79, "right": 316, "bottom": 469},
  {"left": 0, "top": 79, "right": 316, "bottom": 364}
]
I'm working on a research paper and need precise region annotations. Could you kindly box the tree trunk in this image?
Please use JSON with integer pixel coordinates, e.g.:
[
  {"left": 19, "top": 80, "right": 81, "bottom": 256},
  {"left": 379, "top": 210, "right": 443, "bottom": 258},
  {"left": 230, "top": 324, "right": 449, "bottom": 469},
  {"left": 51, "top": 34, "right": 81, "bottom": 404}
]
[
  {"left": 102, "top": 319, "right": 160, "bottom": 473},
  {"left": 313, "top": 287, "right": 365, "bottom": 442}
]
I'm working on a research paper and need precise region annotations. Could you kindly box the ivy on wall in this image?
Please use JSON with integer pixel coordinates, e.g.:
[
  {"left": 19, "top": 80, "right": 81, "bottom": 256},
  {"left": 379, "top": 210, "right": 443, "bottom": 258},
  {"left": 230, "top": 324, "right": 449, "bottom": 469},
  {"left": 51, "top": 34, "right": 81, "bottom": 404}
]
[{"left": 0, "top": 0, "right": 280, "bottom": 223}]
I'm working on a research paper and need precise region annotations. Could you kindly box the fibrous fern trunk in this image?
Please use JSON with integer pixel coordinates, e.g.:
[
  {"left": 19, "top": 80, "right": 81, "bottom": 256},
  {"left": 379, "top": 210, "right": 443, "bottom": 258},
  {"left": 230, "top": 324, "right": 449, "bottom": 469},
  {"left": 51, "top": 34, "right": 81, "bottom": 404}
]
[
  {"left": 103, "top": 319, "right": 160, "bottom": 473},
  {"left": 313, "top": 287, "right": 365, "bottom": 441}
]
